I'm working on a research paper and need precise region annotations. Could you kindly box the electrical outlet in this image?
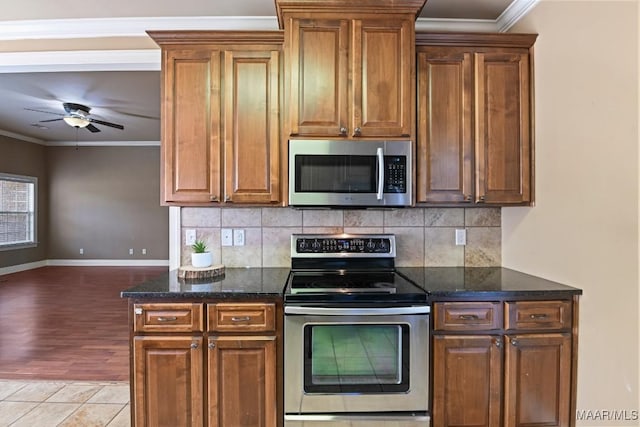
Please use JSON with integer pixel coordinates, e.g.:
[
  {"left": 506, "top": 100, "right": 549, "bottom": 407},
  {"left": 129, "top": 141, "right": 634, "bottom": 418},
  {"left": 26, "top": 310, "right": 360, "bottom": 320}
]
[
  {"left": 221, "top": 228, "right": 233, "bottom": 246},
  {"left": 79, "top": 248, "right": 84, "bottom": 255},
  {"left": 455, "top": 229, "right": 467, "bottom": 246},
  {"left": 142, "top": 248, "right": 147, "bottom": 255},
  {"left": 129, "top": 248, "right": 134, "bottom": 255},
  {"left": 185, "top": 229, "right": 197, "bottom": 246},
  {"left": 233, "top": 229, "right": 245, "bottom": 246}
]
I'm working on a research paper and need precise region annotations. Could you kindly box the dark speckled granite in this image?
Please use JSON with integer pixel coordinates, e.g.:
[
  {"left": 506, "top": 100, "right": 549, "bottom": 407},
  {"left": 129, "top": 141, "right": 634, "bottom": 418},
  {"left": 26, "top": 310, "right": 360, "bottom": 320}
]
[
  {"left": 397, "top": 267, "right": 582, "bottom": 299},
  {"left": 121, "top": 268, "right": 289, "bottom": 299}
]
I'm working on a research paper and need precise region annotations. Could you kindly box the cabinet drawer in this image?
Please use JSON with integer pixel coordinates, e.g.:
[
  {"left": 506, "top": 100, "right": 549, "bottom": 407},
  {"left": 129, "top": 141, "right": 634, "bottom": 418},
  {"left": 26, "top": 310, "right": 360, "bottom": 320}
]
[
  {"left": 133, "top": 303, "right": 204, "bottom": 333},
  {"left": 505, "top": 300, "right": 572, "bottom": 330},
  {"left": 208, "top": 303, "right": 275, "bottom": 333},
  {"left": 434, "top": 302, "right": 502, "bottom": 331}
]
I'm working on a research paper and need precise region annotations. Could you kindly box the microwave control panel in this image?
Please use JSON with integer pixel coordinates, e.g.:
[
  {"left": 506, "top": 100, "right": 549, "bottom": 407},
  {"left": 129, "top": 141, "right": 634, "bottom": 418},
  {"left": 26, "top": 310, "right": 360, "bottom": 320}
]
[{"left": 384, "top": 156, "right": 406, "bottom": 193}]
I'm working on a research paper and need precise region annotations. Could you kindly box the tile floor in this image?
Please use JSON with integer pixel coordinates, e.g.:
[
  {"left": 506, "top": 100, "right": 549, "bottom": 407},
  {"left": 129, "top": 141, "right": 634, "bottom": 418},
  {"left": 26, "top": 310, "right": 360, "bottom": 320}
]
[{"left": 0, "top": 380, "right": 130, "bottom": 427}]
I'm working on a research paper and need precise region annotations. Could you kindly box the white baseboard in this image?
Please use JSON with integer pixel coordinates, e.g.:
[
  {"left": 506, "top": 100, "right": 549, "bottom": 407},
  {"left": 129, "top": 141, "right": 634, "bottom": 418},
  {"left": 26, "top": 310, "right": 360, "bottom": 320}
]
[
  {"left": 0, "top": 259, "right": 169, "bottom": 275},
  {"left": 0, "top": 260, "right": 47, "bottom": 276}
]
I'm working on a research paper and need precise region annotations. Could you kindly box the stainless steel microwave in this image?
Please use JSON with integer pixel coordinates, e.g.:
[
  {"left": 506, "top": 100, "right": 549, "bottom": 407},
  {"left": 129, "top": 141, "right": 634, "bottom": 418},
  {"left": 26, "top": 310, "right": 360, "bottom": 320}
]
[{"left": 288, "top": 139, "right": 412, "bottom": 207}]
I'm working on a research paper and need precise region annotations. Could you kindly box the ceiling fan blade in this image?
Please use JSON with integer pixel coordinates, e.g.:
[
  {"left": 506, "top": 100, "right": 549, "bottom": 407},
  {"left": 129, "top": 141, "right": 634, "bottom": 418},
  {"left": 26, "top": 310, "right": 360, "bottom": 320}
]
[
  {"left": 39, "top": 118, "right": 64, "bottom": 123},
  {"left": 25, "top": 107, "right": 65, "bottom": 116},
  {"left": 85, "top": 124, "right": 101, "bottom": 133},
  {"left": 89, "top": 118, "right": 124, "bottom": 130}
]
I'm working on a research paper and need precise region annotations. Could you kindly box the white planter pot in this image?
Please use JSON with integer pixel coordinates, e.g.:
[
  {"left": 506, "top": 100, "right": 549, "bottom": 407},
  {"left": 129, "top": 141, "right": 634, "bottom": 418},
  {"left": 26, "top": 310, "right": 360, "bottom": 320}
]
[{"left": 191, "top": 252, "right": 213, "bottom": 268}]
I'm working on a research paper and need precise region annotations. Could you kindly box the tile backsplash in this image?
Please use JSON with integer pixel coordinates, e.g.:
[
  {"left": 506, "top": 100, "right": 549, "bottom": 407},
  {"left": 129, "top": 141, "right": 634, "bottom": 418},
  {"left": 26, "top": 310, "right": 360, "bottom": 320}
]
[{"left": 180, "top": 207, "right": 501, "bottom": 268}]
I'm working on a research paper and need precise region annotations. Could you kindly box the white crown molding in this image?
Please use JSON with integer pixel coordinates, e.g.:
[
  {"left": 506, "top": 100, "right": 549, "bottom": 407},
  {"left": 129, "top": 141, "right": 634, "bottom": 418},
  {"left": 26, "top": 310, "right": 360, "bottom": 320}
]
[
  {"left": 0, "top": 49, "right": 160, "bottom": 73},
  {"left": 415, "top": 17, "right": 499, "bottom": 32},
  {"left": 497, "top": 0, "right": 540, "bottom": 32},
  {"left": 0, "top": 128, "right": 45, "bottom": 145},
  {"left": 0, "top": 16, "right": 280, "bottom": 41},
  {"left": 47, "top": 140, "right": 160, "bottom": 147}
]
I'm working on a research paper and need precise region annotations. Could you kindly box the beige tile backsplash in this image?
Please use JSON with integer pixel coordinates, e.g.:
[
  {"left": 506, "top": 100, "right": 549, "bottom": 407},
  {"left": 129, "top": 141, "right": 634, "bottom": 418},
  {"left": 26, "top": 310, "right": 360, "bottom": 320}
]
[{"left": 180, "top": 207, "right": 501, "bottom": 267}]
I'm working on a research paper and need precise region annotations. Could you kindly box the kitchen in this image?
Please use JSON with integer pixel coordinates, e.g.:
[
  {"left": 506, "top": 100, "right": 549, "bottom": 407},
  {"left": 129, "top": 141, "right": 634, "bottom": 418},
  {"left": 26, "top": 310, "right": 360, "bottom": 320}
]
[{"left": 0, "top": 1, "right": 638, "bottom": 427}]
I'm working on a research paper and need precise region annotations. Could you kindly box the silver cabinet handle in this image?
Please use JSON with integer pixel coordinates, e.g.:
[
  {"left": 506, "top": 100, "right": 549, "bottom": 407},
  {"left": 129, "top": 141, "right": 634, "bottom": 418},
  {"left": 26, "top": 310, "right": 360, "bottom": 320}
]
[
  {"left": 208, "top": 342, "right": 216, "bottom": 349},
  {"left": 339, "top": 127, "right": 347, "bottom": 135},
  {"left": 231, "top": 316, "right": 251, "bottom": 322},
  {"left": 530, "top": 313, "right": 548, "bottom": 319},
  {"left": 354, "top": 127, "right": 362, "bottom": 136},
  {"left": 459, "top": 314, "right": 479, "bottom": 320},
  {"left": 210, "top": 195, "right": 219, "bottom": 202},
  {"left": 511, "top": 338, "right": 518, "bottom": 346},
  {"left": 157, "top": 316, "right": 177, "bottom": 322},
  {"left": 190, "top": 342, "right": 199, "bottom": 349},
  {"left": 376, "top": 147, "right": 384, "bottom": 200},
  {"left": 495, "top": 338, "right": 502, "bottom": 348}
]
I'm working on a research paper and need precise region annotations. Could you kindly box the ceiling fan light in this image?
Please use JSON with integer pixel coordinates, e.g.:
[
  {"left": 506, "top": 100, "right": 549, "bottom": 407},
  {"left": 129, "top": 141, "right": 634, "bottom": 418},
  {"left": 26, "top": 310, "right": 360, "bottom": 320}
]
[{"left": 63, "top": 116, "right": 90, "bottom": 128}]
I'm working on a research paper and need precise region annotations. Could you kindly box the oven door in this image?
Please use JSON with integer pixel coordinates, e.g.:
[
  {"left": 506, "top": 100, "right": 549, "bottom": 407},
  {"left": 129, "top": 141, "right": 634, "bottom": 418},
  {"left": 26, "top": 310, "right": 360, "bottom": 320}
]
[{"left": 284, "top": 305, "right": 429, "bottom": 419}]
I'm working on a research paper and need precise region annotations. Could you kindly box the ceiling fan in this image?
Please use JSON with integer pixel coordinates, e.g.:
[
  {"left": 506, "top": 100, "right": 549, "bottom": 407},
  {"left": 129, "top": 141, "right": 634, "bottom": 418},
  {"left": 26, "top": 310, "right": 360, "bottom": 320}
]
[{"left": 25, "top": 102, "right": 124, "bottom": 133}]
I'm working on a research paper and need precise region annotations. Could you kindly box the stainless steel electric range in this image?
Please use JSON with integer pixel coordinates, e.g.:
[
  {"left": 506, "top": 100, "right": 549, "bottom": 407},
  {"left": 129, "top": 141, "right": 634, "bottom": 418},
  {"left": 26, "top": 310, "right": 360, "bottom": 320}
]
[{"left": 283, "top": 234, "right": 430, "bottom": 427}]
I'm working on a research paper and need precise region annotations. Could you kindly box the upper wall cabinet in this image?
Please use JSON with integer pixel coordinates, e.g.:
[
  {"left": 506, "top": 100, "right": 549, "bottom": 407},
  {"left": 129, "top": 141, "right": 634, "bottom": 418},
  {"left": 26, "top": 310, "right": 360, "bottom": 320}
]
[
  {"left": 149, "top": 31, "right": 283, "bottom": 206},
  {"left": 416, "top": 33, "right": 537, "bottom": 206},
  {"left": 277, "top": 0, "right": 426, "bottom": 139}
]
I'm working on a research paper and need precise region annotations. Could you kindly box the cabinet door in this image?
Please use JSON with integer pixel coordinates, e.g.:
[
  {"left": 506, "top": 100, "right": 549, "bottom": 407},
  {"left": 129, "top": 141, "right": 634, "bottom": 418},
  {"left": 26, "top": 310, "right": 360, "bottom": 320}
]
[
  {"left": 432, "top": 335, "right": 502, "bottom": 427},
  {"left": 162, "top": 49, "right": 221, "bottom": 203},
  {"left": 475, "top": 51, "right": 531, "bottom": 204},
  {"left": 417, "top": 47, "right": 473, "bottom": 203},
  {"left": 208, "top": 336, "right": 277, "bottom": 427},
  {"left": 223, "top": 49, "right": 281, "bottom": 204},
  {"left": 354, "top": 18, "right": 413, "bottom": 138},
  {"left": 133, "top": 336, "right": 203, "bottom": 427},
  {"left": 504, "top": 333, "right": 571, "bottom": 427},
  {"left": 286, "top": 18, "right": 349, "bottom": 137}
]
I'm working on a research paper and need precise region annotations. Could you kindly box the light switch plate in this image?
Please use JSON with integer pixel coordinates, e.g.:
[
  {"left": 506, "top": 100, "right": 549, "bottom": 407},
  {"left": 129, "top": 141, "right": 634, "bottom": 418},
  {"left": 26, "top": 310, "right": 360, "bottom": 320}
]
[
  {"left": 455, "top": 229, "right": 467, "bottom": 246},
  {"left": 221, "top": 229, "right": 233, "bottom": 246},
  {"left": 185, "top": 229, "right": 196, "bottom": 246},
  {"left": 233, "top": 229, "right": 245, "bottom": 246}
]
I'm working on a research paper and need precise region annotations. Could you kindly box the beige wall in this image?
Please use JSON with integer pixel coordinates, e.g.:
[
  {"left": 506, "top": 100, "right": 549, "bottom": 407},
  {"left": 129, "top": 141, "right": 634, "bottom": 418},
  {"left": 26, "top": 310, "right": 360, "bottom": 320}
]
[
  {"left": 506, "top": 1, "right": 639, "bottom": 425},
  {"left": 0, "top": 136, "right": 48, "bottom": 268},
  {"left": 47, "top": 146, "right": 168, "bottom": 260}
]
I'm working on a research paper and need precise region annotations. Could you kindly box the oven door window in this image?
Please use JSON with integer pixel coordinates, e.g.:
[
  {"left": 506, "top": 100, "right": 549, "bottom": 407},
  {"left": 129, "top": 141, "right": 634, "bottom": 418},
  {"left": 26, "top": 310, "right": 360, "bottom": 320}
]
[{"left": 303, "top": 324, "right": 409, "bottom": 393}]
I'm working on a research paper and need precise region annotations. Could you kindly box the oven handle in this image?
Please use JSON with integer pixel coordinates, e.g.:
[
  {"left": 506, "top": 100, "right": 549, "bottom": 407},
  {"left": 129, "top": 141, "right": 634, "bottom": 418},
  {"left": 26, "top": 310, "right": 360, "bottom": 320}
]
[{"left": 284, "top": 305, "right": 430, "bottom": 316}]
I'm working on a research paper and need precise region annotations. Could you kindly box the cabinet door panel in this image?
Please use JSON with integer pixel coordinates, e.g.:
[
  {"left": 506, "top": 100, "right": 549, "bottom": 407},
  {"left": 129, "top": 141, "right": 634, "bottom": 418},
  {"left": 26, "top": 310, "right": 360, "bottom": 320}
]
[
  {"left": 163, "top": 50, "right": 220, "bottom": 203},
  {"left": 356, "top": 19, "right": 413, "bottom": 137},
  {"left": 208, "top": 336, "right": 277, "bottom": 427},
  {"left": 417, "top": 48, "right": 473, "bottom": 203},
  {"left": 288, "top": 19, "right": 349, "bottom": 136},
  {"left": 432, "top": 335, "right": 502, "bottom": 427},
  {"left": 504, "top": 333, "right": 571, "bottom": 427},
  {"left": 133, "top": 336, "right": 203, "bottom": 427},
  {"left": 475, "top": 51, "right": 531, "bottom": 204},
  {"left": 223, "top": 50, "right": 280, "bottom": 204}
]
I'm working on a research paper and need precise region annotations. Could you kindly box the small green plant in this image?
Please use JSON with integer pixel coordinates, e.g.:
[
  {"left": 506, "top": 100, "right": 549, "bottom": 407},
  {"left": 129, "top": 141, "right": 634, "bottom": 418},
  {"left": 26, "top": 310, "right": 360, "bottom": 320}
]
[{"left": 191, "top": 239, "right": 208, "bottom": 253}]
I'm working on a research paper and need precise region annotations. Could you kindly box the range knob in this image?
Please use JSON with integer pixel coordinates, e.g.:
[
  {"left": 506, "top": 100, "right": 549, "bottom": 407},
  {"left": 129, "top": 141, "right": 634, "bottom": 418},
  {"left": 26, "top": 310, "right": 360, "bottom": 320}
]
[
  {"left": 366, "top": 239, "right": 376, "bottom": 252},
  {"left": 311, "top": 239, "right": 321, "bottom": 251},
  {"left": 377, "top": 239, "right": 390, "bottom": 253},
  {"left": 297, "top": 239, "right": 309, "bottom": 252}
]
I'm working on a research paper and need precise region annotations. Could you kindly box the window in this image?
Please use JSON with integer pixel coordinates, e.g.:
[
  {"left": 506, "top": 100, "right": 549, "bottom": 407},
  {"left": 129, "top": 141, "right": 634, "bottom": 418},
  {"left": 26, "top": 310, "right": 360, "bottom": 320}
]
[{"left": 0, "top": 173, "right": 37, "bottom": 249}]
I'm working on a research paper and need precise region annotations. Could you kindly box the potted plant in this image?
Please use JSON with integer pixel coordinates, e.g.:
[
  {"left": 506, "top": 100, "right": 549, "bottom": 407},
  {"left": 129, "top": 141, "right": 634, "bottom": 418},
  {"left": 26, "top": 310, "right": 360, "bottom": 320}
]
[{"left": 191, "top": 239, "right": 212, "bottom": 268}]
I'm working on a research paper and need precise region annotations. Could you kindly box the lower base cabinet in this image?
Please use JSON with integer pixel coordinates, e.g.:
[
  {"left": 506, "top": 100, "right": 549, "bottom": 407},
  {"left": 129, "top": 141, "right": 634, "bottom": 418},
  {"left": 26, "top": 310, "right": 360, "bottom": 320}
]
[
  {"left": 130, "top": 301, "right": 279, "bottom": 427},
  {"left": 432, "top": 299, "right": 577, "bottom": 427}
]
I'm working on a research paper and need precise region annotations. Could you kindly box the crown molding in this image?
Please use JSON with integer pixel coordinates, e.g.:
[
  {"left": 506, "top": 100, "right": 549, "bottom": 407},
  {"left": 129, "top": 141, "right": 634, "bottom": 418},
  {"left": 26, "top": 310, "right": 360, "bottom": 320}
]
[
  {"left": 0, "top": 16, "right": 280, "bottom": 41},
  {"left": 47, "top": 140, "right": 161, "bottom": 147},
  {"left": 497, "top": 0, "right": 539, "bottom": 32},
  {"left": 415, "top": 18, "right": 498, "bottom": 33},
  {"left": 0, "top": 49, "right": 160, "bottom": 73},
  {"left": 0, "top": 128, "right": 45, "bottom": 144}
]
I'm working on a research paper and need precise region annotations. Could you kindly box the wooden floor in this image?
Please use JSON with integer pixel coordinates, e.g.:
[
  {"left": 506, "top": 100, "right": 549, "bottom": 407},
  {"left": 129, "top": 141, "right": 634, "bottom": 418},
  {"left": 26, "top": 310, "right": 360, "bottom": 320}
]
[{"left": 0, "top": 266, "right": 167, "bottom": 381}]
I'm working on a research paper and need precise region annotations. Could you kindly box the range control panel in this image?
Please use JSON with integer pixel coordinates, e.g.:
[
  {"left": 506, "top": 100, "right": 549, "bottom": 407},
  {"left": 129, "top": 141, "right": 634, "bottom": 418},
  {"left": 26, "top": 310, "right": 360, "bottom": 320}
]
[{"left": 292, "top": 234, "right": 395, "bottom": 257}]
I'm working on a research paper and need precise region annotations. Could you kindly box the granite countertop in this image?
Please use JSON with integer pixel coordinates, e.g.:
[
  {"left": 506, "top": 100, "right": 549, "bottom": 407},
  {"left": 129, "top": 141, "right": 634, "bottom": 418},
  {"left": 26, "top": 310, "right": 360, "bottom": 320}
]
[
  {"left": 121, "top": 266, "right": 582, "bottom": 300},
  {"left": 120, "top": 267, "right": 290, "bottom": 299},
  {"left": 398, "top": 267, "right": 582, "bottom": 299}
]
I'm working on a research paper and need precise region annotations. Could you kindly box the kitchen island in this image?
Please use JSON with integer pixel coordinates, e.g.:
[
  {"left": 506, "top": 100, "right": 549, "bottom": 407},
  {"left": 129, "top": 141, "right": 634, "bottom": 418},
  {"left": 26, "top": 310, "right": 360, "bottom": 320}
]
[{"left": 122, "top": 267, "right": 581, "bottom": 427}]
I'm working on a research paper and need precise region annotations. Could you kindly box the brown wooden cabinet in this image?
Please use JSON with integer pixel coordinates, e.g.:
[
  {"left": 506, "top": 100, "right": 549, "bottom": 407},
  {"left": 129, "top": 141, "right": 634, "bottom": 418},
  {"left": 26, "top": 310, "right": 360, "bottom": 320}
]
[
  {"left": 278, "top": 0, "right": 424, "bottom": 139},
  {"left": 432, "top": 298, "right": 578, "bottom": 427},
  {"left": 130, "top": 300, "right": 280, "bottom": 427},
  {"left": 149, "top": 31, "right": 283, "bottom": 205},
  {"left": 416, "top": 33, "right": 537, "bottom": 205}
]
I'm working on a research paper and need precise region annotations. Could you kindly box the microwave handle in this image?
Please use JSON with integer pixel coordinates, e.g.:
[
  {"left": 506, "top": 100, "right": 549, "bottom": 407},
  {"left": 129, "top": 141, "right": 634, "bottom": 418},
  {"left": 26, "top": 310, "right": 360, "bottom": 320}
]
[{"left": 376, "top": 147, "right": 384, "bottom": 200}]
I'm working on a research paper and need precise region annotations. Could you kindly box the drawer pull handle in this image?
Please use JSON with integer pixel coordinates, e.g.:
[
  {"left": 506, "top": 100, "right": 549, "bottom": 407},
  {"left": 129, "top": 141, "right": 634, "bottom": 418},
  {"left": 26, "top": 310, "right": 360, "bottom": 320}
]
[
  {"left": 529, "top": 313, "right": 548, "bottom": 319},
  {"left": 191, "top": 342, "right": 198, "bottom": 349},
  {"left": 231, "top": 316, "right": 251, "bottom": 322},
  {"left": 208, "top": 342, "right": 216, "bottom": 349},
  {"left": 157, "top": 316, "right": 178, "bottom": 322},
  {"left": 459, "top": 314, "right": 479, "bottom": 320}
]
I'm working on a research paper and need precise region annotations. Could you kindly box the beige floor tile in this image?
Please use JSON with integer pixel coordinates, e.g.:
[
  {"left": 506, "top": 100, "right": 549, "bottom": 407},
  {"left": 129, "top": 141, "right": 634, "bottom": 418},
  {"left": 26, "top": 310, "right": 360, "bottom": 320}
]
[
  {"left": 86, "top": 385, "right": 129, "bottom": 404},
  {"left": 106, "top": 405, "right": 131, "bottom": 427},
  {"left": 9, "top": 402, "right": 79, "bottom": 427},
  {"left": 0, "top": 401, "right": 39, "bottom": 425},
  {"left": 46, "top": 384, "right": 103, "bottom": 403},
  {"left": 0, "top": 381, "right": 28, "bottom": 400},
  {"left": 58, "top": 403, "right": 124, "bottom": 427},
  {"left": 4, "top": 382, "right": 65, "bottom": 402}
]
